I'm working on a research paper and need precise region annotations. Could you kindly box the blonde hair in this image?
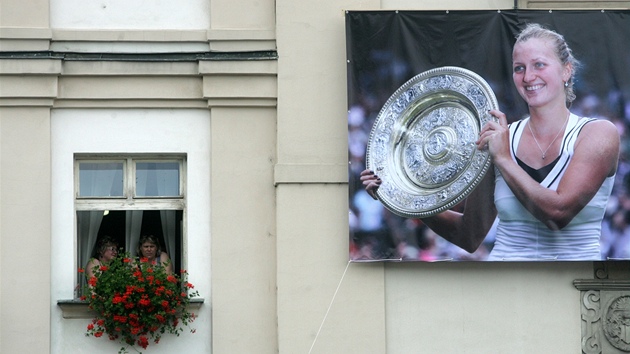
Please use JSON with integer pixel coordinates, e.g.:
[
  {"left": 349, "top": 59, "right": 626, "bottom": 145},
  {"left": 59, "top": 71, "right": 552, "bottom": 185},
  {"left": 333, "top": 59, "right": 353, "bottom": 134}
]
[{"left": 515, "top": 23, "right": 581, "bottom": 106}]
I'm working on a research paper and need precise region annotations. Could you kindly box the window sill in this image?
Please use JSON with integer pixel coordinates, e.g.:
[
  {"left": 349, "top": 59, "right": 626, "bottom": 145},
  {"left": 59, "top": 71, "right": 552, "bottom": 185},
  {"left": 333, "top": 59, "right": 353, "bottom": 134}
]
[{"left": 57, "top": 297, "right": 205, "bottom": 319}]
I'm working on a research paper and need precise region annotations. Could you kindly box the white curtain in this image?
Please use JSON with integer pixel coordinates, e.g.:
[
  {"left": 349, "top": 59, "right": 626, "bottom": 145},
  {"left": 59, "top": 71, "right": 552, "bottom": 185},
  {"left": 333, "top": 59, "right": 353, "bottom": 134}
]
[
  {"left": 160, "top": 210, "right": 177, "bottom": 269},
  {"left": 152, "top": 166, "right": 178, "bottom": 268},
  {"left": 77, "top": 211, "right": 104, "bottom": 296},
  {"left": 125, "top": 210, "right": 144, "bottom": 257}
]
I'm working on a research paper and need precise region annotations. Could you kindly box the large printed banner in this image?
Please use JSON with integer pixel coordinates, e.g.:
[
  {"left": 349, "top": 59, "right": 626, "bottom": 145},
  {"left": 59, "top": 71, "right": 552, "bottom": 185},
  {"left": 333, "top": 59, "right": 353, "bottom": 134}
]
[{"left": 347, "top": 10, "right": 630, "bottom": 261}]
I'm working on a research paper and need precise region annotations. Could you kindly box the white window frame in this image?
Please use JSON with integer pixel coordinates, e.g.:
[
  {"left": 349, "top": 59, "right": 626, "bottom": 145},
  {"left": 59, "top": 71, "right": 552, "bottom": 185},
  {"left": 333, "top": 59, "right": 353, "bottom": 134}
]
[{"left": 74, "top": 154, "right": 187, "bottom": 209}]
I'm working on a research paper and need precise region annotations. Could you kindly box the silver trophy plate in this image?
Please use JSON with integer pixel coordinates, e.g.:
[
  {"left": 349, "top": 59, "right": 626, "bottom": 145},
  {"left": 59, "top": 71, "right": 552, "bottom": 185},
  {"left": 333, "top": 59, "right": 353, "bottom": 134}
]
[{"left": 366, "top": 66, "right": 498, "bottom": 218}]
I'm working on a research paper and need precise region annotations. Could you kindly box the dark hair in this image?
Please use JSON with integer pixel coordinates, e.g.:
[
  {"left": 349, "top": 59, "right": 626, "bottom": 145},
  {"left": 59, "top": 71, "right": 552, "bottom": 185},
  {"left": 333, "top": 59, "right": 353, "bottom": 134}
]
[
  {"left": 515, "top": 23, "right": 581, "bottom": 107},
  {"left": 137, "top": 234, "right": 162, "bottom": 257},
  {"left": 95, "top": 235, "right": 118, "bottom": 259}
]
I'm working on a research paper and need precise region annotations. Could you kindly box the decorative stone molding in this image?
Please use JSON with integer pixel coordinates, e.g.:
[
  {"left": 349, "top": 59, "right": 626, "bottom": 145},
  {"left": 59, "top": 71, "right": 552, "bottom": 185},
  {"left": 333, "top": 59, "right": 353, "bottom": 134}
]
[
  {"left": 574, "top": 279, "right": 630, "bottom": 353},
  {"left": 0, "top": 50, "right": 278, "bottom": 108}
]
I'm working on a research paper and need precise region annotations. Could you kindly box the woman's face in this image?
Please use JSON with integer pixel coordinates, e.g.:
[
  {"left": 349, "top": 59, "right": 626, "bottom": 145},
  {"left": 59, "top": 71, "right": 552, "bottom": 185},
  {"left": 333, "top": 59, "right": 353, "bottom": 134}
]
[
  {"left": 140, "top": 242, "right": 158, "bottom": 259},
  {"left": 101, "top": 245, "right": 118, "bottom": 262},
  {"left": 512, "top": 37, "right": 570, "bottom": 109}
]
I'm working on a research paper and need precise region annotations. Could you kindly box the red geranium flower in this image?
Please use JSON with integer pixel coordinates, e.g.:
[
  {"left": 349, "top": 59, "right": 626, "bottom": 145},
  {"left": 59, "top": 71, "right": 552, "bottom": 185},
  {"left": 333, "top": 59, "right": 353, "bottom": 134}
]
[
  {"left": 81, "top": 251, "right": 199, "bottom": 352},
  {"left": 137, "top": 336, "right": 149, "bottom": 349},
  {"left": 138, "top": 296, "right": 151, "bottom": 307},
  {"left": 87, "top": 277, "right": 97, "bottom": 287},
  {"left": 155, "top": 286, "right": 165, "bottom": 296}
]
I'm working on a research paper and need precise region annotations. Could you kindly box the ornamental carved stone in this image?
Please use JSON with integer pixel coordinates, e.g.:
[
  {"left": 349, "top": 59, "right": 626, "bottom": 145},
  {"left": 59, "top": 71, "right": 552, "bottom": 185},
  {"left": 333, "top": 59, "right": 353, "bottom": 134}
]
[
  {"left": 575, "top": 279, "right": 630, "bottom": 354},
  {"left": 604, "top": 296, "right": 630, "bottom": 352}
]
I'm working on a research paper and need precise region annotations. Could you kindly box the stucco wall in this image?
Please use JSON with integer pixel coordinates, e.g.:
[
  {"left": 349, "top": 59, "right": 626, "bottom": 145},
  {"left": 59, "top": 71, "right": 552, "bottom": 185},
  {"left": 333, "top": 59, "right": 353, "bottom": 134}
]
[
  {"left": 0, "top": 108, "right": 51, "bottom": 354},
  {"left": 210, "top": 106, "right": 278, "bottom": 353}
]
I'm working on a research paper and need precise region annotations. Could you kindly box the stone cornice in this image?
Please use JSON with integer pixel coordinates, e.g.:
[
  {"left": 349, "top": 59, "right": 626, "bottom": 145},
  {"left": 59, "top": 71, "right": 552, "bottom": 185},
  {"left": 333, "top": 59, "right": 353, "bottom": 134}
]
[
  {"left": 0, "top": 50, "right": 278, "bottom": 62},
  {"left": 574, "top": 279, "right": 630, "bottom": 291}
]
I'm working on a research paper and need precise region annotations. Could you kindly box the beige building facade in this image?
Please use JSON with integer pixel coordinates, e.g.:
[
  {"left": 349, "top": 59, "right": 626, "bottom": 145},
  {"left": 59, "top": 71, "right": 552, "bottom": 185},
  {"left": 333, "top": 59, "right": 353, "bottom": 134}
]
[{"left": 1, "top": 0, "right": 629, "bottom": 353}]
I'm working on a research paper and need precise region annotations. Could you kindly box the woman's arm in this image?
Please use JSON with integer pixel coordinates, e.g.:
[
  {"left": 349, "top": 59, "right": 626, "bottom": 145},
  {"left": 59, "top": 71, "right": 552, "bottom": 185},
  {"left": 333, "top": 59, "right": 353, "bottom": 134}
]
[
  {"left": 85, "top": 258, "right": 100, "bottom": 280},
  {"left": 160, "top": 252, "right": 173, "bottom": 275},
  {"left": 420, "top": 168, "right": 497, "bottom": 253},
  {"left": 482, "top": 115, "right": 619, "bottom": 230},
  {"left": 360, "top": 167, "right": 497, "bottom": 253}
]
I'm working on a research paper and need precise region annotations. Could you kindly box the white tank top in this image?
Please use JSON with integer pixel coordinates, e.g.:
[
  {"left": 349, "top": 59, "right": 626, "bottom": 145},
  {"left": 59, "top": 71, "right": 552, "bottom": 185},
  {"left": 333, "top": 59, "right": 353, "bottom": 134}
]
[{"left": 488, "top": 114, "right": 614, "bottom": 261}]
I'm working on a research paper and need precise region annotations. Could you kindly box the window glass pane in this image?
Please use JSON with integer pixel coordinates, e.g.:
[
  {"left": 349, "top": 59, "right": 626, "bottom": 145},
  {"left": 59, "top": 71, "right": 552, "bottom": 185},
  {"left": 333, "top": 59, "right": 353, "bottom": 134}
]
[
  {"left": 79, "top": 162, "right": 124, "bottom": 197},
  {"left": 136, "top": 162, "right": 180, "bottom": 197}
]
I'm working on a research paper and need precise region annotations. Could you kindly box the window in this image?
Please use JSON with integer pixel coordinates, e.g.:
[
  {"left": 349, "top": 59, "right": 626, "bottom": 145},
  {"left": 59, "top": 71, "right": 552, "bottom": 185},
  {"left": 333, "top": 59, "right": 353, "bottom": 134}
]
[{"left": 75, "top": 155, "right": 186, "bottom": 296}]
